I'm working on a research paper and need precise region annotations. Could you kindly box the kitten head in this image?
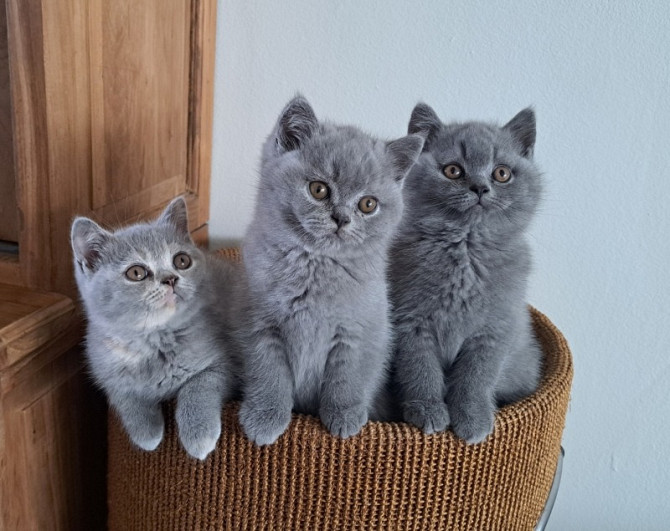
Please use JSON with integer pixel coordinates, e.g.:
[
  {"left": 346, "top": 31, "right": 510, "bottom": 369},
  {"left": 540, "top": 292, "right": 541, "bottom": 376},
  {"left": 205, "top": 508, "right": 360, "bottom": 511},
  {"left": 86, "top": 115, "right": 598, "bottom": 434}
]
[
  {"left": 405, "top": 103, "right": 542, "bottom": 235},
  {"left": 254, "top": 95, "right": 424, "bottom": 254},
  {"left": 71, "top": 197, "right": 206, "bottom": 333}
]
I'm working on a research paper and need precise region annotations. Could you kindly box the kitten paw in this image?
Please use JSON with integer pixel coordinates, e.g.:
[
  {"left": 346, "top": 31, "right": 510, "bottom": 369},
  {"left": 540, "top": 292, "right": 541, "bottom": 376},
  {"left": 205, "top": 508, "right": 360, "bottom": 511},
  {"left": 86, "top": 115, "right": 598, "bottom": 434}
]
[
  {"left": 177, "top": 415, "right": 222, "bottom": 461},
  {"left": 320, "top": 404, "right": 368, "bottom": 439},
  {"left": 127, "top": 417, "right": 165, "bottom": 451},
  {"left": 449, "top": 402, "right": 495, "bottom": 444},
  {"left": 238, "top": 401, "right": 292, "bottom": 446},
  {"left": 402, "top": 400, "right": 450, "bottom": 434}
]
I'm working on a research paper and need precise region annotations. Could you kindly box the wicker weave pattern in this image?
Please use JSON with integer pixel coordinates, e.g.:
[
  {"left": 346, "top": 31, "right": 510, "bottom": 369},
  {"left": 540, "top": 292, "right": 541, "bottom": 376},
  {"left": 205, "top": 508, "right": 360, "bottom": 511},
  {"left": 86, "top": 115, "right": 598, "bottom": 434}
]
[{"left": 108, "top": 250, "right": 572, "bottom": 530}]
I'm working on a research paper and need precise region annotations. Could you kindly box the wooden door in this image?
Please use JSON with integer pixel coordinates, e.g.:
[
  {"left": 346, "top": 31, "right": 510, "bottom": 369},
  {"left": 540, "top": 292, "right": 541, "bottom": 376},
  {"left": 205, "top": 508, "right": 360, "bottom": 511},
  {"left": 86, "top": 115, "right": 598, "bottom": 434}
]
[
  {"left": 0, "top": 0, "right": 18, "bottom": 245},
  {"left": 2, "top": 0, "right": 216, "bottom": 297}
]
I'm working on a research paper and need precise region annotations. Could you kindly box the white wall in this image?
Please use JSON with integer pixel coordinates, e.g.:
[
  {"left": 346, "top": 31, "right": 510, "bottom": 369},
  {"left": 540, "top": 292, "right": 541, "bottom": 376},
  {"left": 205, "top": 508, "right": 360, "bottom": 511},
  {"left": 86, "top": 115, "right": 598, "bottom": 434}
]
[{"left": 209, "top": 1, "right": 670, "bottom": 528}]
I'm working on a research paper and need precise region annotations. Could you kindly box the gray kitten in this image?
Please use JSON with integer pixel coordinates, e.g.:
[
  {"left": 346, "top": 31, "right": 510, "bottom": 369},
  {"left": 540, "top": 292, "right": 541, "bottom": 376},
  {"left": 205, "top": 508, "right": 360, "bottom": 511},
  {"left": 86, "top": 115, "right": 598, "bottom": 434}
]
[
  {"left": 389, "top": 104, "right": 543, "bottom": 444},
  {"left": 71, "top": 197, "right": 239, "bottom": 460},
  {"left": 238, "top": 96, "right": 424, "bottom": 446}
]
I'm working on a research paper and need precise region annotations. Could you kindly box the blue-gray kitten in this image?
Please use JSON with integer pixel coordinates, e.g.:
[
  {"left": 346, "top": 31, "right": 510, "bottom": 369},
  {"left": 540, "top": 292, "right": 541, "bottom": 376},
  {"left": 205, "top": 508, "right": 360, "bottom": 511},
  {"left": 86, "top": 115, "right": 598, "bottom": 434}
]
[
  {"left": 71, "top": 197, "right": 240, "bottom": 460},
  {"left": 238, "top": 96, "right": 424, "bottom": 446},
  {"left": 389, "top": 104, "right": 543, "bottom": 444}
]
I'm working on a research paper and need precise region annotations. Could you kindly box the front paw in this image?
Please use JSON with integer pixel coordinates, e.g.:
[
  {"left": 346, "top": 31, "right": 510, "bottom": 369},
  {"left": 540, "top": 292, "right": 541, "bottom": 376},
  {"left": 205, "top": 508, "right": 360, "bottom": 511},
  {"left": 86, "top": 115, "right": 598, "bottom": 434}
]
[
  {"left": 125, "top": 414, "right": 165, "bottom": 452},
  {"left": 176, "top": 410, "right": 222, "bottom": 460},
  {"left": 239, "top": 400, "right": 292, "bottom": 446},
  {"left": 449, "top": 399, "right": 495, "bottom": 444},
  {"left": 402, "top": 400, "right": 450, "bottom": 434},
  {"left": 320, "top": 404, "right": 368, "bottom": 439}
]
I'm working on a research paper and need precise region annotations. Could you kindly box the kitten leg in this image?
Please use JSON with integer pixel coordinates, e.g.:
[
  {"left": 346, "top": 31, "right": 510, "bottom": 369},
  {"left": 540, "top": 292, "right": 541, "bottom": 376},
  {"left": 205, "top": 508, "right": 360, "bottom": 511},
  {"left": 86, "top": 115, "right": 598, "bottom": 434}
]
[
  {"left": 238, "top": 328, "right": 293, "bottom": 446},
  {"left": 176, "top": 363, "right": 230, "bottom": 460},
  {"left": 446, "top": 333, "right": 505, "bottom": 444},
  {"left": 395, "top": 325, "right": 449, "bottom": 434},
  {"left": 111, "top": 394, "right": 164, "bottom": 451},
  {"left": 319, "top": 337, "right": 373, "bottom": 439}
]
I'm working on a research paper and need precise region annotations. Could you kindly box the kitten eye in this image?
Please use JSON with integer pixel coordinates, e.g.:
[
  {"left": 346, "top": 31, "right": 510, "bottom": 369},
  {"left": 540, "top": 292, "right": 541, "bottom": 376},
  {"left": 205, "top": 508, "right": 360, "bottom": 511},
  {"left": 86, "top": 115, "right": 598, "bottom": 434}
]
[
  {"left": 443, "top": 164, "right": 463, "bottom": 179},
  {"left": 125, "top": 265, "right": 149, "bottom": 281},
  {"left": 309, "top": 181, "right": 329, "bottom": 200},
  {"left": 173, "top": 253, "right": 192, "bottom": 270},
  {"left": 358, "top": 196, "right": 378, "bottom": 214},
  {"left": 493, "top": 165, "right": 512, "bottom": 183}
]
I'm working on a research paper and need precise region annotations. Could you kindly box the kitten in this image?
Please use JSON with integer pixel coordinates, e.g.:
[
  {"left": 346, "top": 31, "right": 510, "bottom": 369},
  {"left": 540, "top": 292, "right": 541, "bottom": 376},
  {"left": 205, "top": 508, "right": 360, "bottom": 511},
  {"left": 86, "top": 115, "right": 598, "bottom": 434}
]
[
  {"left": 389, "top": 104, "right": 543, "bottom": 444},
  {"left": 238, "top": 96, "right": 424, "bottom": 446},
  {"left": 71, "top": 197, "right": 240, "bottom": 460}
]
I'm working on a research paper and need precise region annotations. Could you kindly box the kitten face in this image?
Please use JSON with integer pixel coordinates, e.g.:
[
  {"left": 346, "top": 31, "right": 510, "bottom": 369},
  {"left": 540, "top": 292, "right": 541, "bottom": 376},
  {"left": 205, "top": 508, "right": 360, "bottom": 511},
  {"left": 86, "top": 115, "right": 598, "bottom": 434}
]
[
  {"left": 71, "top": 198, "right": 206, "bottom": 332},
  {"left": 406, "top": 105, "right": 541, "bottom": 233},
  {"left": 257, "top": 96, "right": 423, "bottom": 254}
]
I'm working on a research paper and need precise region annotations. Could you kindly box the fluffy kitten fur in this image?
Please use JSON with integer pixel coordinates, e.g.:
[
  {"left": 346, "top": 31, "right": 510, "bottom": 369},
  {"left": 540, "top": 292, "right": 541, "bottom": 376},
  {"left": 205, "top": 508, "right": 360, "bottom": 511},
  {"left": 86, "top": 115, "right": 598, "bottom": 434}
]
[
  {"left": 71, "top": 197, "right": 240, "bottom": 460},
  {"left": 239, "top": 96, "right": 424, "bottom": 446},
  {"left": 389, "top": 104, "right": 543, "bottom": 443}
]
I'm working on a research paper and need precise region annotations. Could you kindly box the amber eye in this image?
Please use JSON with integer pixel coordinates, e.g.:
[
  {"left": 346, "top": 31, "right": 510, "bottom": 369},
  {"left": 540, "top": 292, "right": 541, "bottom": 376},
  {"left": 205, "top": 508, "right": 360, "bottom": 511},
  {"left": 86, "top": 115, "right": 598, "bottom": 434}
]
[
  {"left": 443, "top": 164, "right": 463, "bottom": 179},
  {"left": 358, "top": 196, "right": 378, "bottom": 214},
  {"left": 309, "top": 181, "right": 329, "bottom": 200},
  {"left": 125, "top": 265, "right": 149, "bottom": 281},
  {"left": 173, "top": 253, "right": 192, "bottom": 270},
  {"left": 492, "top": 165, "right": 512, "bottom": 183}
]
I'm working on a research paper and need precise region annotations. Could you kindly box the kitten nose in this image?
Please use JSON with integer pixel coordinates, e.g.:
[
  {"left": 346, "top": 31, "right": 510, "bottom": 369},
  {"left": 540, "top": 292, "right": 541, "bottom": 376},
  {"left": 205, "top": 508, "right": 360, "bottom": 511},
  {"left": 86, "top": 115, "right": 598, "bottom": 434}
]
[
  {"left": 331, "top": 213, "right": 351, "bottom": 228},
  {"left": 470, "top": 184, "right": 490, "bottom": 198},
  {"left": 161, "top": 275, "right": 178, "bottom": 288}
]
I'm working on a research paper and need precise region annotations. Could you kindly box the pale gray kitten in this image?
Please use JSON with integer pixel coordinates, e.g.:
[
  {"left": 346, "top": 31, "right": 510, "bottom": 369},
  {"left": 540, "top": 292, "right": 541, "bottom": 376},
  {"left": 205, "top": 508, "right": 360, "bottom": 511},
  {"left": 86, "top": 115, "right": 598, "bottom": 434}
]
[
  {"left": 389, "top": 104, "right": 543, "bottom": 444},
  {"left": 71, "top": 197, "right": 240, "bottom": 460},
  {"left": 238, "top": 96, "right": 424, "bottom": 446}
]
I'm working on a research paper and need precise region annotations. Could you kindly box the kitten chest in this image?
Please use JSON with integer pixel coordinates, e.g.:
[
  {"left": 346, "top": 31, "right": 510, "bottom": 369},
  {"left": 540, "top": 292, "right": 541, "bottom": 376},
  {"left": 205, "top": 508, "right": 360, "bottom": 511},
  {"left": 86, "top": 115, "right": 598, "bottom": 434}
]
[
  {"left": 100, "top": 328, "right": 210, "bottom": 399},
  {"left": 267, "top": 255, "right": 372, "bottom": 411},
  {"left": 419, "top": 241, "right": 492, "bottom": 356}
]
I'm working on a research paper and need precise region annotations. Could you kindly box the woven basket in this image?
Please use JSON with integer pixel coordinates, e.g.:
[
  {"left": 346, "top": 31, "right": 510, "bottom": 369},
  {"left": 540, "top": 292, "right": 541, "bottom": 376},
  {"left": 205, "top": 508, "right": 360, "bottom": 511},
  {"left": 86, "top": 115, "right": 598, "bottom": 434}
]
[{"left": 107, "top": 249, "right": 573, "bottom": 531}]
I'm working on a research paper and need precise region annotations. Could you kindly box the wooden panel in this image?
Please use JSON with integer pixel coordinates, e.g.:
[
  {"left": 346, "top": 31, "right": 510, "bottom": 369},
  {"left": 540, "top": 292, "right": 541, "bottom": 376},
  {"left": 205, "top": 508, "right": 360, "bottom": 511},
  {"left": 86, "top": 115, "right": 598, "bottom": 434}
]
[
  {"left": 1, "top": 346, "right": 107, "bottom": 530},
  {"left": 0, "top": 0, "right": 18, "bottom": 243},
  {"left": 0, "top": 257, "right": 21, "bottom": 286},
  {"left": 5, "top": 0, "right": 214, "bottom": 293},
  {"left": 186, "top": 0, "right": 217, "bottom": 230},
  {"left": 5, "top": 0, "right": 53, "bottom": 290},
  {"left": 40, "top": 0, "right": 94, "bottom": 297},
  {"left": 0, "top": 283, "right": 76, "bottom": 371},
  {"left": 91, "top": 0, "right": 190, "bottom": 208}
]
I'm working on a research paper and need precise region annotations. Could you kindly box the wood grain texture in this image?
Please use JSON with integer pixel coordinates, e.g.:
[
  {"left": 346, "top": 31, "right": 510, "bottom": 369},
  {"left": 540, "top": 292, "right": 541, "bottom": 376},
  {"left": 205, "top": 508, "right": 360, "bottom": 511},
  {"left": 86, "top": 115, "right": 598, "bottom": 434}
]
[
  {"left": 40, "top": 0, "right": 94, "bottom": 295},
  {"left": 93, "top": 0, "right": 190, "bottom": 208},
  {"left": 187, "top": 0, "right": 217, "bottom": 230},
  {"left": 0, "top": 0, "right": 18, "bottom": 243},
  {"left": 5, "top": 0, "right": 53, "bottom": 290},
  {"left": 3, "top": 0, "right": 215, "bottom": 295},
  {"left": 1, "top": 344, "right": 107, "bottom": 530},
  {"left": 0, "top": 283, "right": 75, "bottom": 370},
  {"left": 0, "top": 282, "right": 106, "bottom": 530}
]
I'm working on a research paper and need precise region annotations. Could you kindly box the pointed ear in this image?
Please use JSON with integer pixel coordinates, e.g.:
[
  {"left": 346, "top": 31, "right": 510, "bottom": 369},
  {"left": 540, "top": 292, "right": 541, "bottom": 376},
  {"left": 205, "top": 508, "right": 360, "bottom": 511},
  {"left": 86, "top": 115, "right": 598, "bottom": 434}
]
[
  {"left": 275, "top": 95, "right": 318, "bottom": 153},
  {"left": 504, "top": 107, "right": 536, "bottom": 158},
  {"left": 71, "top": 217, "right": 111, "bottom": 271},
  {"left": 158, "top": 196, "right": 190, "bottom": 239},
  {"left": 408, "top": 103, "right": 441, "bottom": 148},
  {"left": 386, "top": 134, "right": 425, "bottom": 182}
]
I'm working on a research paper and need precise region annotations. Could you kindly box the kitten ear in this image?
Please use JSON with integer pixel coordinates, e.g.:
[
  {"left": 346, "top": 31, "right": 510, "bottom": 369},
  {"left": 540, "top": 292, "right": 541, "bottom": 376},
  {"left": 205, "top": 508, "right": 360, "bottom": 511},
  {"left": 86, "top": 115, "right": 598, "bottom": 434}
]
[
  {"left": 275, "top": 95, "right": 318, "bottom": 153},
  {"left": 386, "top": 134, "right": 425, "bottom": 182},
  {"left": 408, "top": 103, "right": 441, "bottom": 148},
  {"left": 158, "top": 196, "right": 190, "bottom": 239},
  {"left": 71, "top": 217, "right": 111, "bottom": 271},
  {"left": 503, "top": 107, "right": 536, "bottom": 158}
]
